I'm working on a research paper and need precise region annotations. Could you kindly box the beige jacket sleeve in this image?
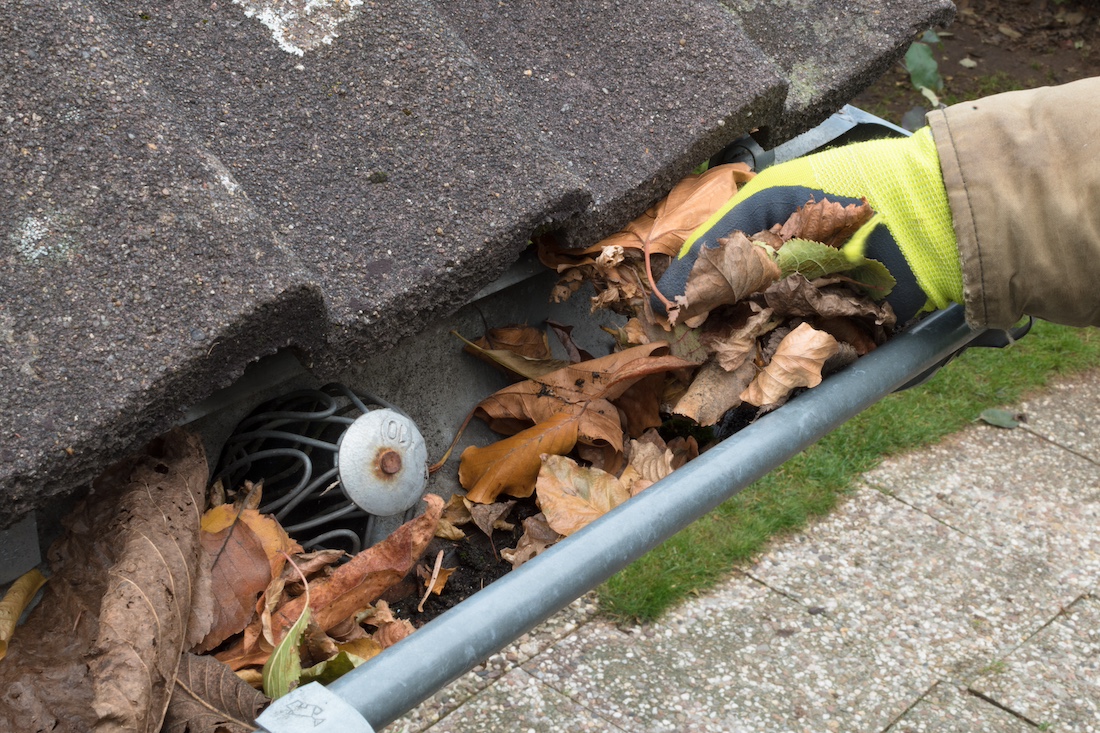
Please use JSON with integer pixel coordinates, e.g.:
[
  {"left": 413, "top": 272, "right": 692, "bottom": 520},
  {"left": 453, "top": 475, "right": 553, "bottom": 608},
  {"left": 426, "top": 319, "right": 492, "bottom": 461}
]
[{"left": 927, "top": 77, "right": 1100, "bottom": 330}]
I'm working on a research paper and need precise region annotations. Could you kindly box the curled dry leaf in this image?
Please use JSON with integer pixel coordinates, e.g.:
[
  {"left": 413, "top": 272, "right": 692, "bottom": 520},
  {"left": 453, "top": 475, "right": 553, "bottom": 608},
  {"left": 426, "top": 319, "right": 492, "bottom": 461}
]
[
  {"left": 458, "top": 330, "right": 569, "bottom": 382},
  {"left": 777, "top": 197, "right": 874, "bottom": 248},
  {"left": 740, "top": 323, "right": 840, "bottom": 409},
  {"left": 765, "top": 274, "right": 896, "bottom": 326},
  {"left": 619, "top": 438, "right": 675, "bottom": 496},
  {"left": 547, "top": 319, "right": 595, "bottom": 363},
  {"left": 673, "top": 357, "right": 757, "bottom": 427},
  {"left": 539, "top": 163, "right": 754, "bottom": 266},
  {"left": 536, "top": 455, "right": 631, "bottom": 537},
  {"left": 269, "top": 494, "right": 443, "bottom": 640},
  {"left": 163, "top": 653, "right": 268, "bottom": 733},
  {"left": 475, "top": 325, "right": 553, "bottom": 358},
  {"left": 0, "top": 429, "right": 209, "bottom": 733},
  {"left": 472, "top": 342, "right": 698, "bottom": 452},
  {"left": 460, "top": 413, "right": 580, "bottom": 503},
  {"left": 501, "top": 513, "right": 562, "bottom": 570},
  {"left": 706, "top": 305, "right": 778, "bottom": 372},
  {"left": 670, "top": 233, "right": 781, "bottom": 325},
  {"left": 469, "top": 500, "right": 516, "bottom": 547},
  {"left": 373, "top": 618, "right": 416, "bottom": 648}
]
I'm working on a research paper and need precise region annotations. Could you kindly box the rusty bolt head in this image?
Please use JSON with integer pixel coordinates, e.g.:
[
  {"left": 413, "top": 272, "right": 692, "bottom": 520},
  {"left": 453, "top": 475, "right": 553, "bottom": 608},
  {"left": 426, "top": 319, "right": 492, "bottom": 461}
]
[{"left": 378, "top": 449, "right": 403, "bottom": 475}]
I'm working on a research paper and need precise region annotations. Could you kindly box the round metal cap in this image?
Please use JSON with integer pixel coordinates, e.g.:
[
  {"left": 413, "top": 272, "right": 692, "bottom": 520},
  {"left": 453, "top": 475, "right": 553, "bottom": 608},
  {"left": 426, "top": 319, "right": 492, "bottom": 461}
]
[{"left": 337, "top": 408, "right": 429, "bottom": 516}]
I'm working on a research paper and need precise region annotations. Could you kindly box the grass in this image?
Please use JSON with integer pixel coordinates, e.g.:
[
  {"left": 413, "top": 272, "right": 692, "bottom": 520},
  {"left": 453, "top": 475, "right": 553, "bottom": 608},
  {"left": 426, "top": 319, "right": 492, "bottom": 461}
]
[{"left": 598, "top": 321, "right": 1100, "bottom": 622}]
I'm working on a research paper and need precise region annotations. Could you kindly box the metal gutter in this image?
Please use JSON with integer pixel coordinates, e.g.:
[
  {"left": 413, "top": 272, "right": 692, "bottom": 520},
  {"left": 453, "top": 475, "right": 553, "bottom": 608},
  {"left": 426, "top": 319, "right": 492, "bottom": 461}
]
[{"left": 258, "top": 303, "right": 983, "bottom": 732}]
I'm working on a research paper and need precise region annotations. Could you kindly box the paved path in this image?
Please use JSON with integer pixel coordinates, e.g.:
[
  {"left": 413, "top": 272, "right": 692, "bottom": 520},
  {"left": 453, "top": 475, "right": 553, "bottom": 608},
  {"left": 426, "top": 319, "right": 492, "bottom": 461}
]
[{"left": 390, "top": 372, "right": 1100, "bottom": 732}]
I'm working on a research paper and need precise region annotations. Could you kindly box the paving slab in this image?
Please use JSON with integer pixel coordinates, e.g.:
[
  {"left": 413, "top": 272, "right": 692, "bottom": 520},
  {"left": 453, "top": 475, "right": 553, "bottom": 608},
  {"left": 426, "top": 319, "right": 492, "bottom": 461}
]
[
  {"left": 970, "top": 594, "right": 1100, "bottom": 733},
  {"left": 746, "top": 488, "right": 1071, "bottom": 682},
  {"left": 864, "top": 424, "right": 1100, "bottom": 594},
  {"left": 1018, "top": 370, "right": 1100, "bottom": 463},
  {"left": 719, "top": 0, "right": 956, "bottom": 140},
  {"left": 524, "top": 575, "right": 932, "bottom": 732},
  {"left": 391, "top": 593, "right": 601, "bottom": 732},
  {"left": 885, "top": 682, "right": 1034, "bottom": 733},
  {"left": 397, "top": 667, "right": 620, "bottom": 733}
]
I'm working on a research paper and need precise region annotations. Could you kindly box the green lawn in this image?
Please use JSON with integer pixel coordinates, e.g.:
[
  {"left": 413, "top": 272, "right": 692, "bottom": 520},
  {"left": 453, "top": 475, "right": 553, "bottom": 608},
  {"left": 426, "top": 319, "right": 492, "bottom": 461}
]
[{"left": 599, "top": 320, "right": 1100, "bottom": 622}]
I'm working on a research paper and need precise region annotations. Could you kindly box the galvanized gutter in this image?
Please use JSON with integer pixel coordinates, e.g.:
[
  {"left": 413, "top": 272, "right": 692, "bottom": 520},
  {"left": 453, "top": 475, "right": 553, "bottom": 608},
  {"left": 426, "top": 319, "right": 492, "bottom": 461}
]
[{"left": 258, "top": 303, "right": 984, "bottom": 732}]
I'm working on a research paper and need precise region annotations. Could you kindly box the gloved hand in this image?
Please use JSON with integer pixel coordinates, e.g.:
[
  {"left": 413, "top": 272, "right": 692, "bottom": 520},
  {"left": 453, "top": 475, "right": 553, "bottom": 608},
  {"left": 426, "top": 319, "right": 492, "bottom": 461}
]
[{"left": 655, "top": 127, "right": 963, "bottom": 324}]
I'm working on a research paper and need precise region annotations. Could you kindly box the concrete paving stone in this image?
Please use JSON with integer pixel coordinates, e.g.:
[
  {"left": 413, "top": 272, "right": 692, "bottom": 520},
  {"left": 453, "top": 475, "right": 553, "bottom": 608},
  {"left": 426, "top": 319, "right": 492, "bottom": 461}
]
[
  {"left": 864, "top": 424, "right": 1100, "bottom": 594},
  {"left": 746, "top": 488, "right": 1071, "bottom": 681},
  {"left": 391, "top": 593, "right": 601, "bottom": 732},
  {"left": 719, "top": 0, "right": 955, "bottom": 140},
  {"left": 885, "top": 681, "right": 1033, "bottom": 733},
  {"left": 970, "top": 595, "right": 1100, "bottom": 733},
  {"left": 1018, "top": 370, "right": 1100, "bottom": 463},
  {"left": 526, "top": 575, "right": 933, "bottom": 732},
  {"left": 395, "top": 667, "right": 621, "bottom": 733}
]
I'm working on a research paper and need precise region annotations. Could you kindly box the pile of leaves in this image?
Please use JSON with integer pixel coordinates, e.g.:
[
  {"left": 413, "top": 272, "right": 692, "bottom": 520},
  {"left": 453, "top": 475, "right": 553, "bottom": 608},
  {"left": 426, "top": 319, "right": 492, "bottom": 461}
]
[
  {"left": 0, "top": 163, "right": 902, "bottom": 732},
  {"left": 452, "top": 162, "right": 898, "bottom": 563},
  {"left": 0, "top": 430, "right": 452, "bottom": 732}
]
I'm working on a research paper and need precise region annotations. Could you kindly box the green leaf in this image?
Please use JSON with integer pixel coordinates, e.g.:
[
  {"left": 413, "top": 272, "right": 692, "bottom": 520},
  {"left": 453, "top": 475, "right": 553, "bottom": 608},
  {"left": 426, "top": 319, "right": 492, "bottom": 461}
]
[
  {"left": 777, "top": 239, "right": 894, "bottom": 300},
  {"left": 904, "top": 42, "right": 943, "bottom": 93},
  {"left": 978, "top": 408, "right": 1020, "bottom": 429},
  {"left": 845, "top": 259, "right": 896, "bottom": 299},
  {"left": 777, "top": 239, "right": 851, "bottom": 280},
  {"left": 262, "top": 604, "right": 310, "bottom": 699},
  {"left": 298, "top": 650, "right": 369, "bottom": 686}
]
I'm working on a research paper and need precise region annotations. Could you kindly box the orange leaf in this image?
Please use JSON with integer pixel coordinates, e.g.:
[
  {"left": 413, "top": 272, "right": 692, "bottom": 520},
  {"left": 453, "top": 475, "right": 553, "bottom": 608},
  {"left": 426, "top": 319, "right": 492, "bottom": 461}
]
[
  {"left": 538, "top": 163, "right": 754, "bottom": 264},
  {"left": 201, "top": 505, "right": 302, "bottom": 580},
  {"left": 740, "top": 323, "right": 840, "bottom": 408},
  {"left": 194, "top": 519, "right": 273, "bottom": 653},
  {"left": 460, "top": 413, "right": 580, "bottom": 503},
  {"left": 536, "top": 455, "right": 631, "bottom": 536},
  {"left": 269, "top": 495, "right": 443, "bottom": 641}
]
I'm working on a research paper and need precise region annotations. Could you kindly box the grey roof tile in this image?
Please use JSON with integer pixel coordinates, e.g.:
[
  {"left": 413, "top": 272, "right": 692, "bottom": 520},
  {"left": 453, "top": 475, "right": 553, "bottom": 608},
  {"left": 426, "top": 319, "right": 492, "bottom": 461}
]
[{"left": 1, "top": 0, "right": 951, "bottom": 524}]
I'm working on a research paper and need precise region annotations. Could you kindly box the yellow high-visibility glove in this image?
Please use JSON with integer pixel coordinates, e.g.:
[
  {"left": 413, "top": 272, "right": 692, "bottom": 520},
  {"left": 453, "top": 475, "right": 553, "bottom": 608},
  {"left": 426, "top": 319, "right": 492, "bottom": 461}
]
[{"left": 656, "top": 127, "right": 963, "bottom": 324}]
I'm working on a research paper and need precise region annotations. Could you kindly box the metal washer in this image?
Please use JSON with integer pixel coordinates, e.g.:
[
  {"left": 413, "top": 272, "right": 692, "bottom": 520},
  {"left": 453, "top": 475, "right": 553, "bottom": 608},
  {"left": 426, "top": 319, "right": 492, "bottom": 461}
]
[{"left": 336, "top": 408, "right": 428, "bottom": 517}]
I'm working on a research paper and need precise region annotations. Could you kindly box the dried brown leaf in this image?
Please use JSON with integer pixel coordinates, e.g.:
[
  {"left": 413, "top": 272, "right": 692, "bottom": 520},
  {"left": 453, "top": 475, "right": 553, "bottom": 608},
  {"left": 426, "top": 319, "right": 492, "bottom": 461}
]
[
  {"left": 741, "top": 323, "right": 840, "bottom": 408},
  {"left": 0, "top": 429, "right": 209, "bottom": 733},
  {"left": 162, "top": 654, "right": 268, "bottom": 733},
  {"left": 777, "top": 197, "right": 874, "bottom": 248},
  {"left": 475, "top": 325, "right": 553, "bottom": 359},
  {"left": 473, "top": 343, "right": 696, "bottom": 451},
  {"left": 538, "top": 163, "right": 754, "bottom": 263},
  {"left": 373, "top": 618, "right": 416, "bottom": 648},
  {"left": 546, "top": 319, "right": 595, "bottom": 363},
  {"left": 764, "top": 275, "right": 896, "bottom": 326},
  {"left": 460, "top": 413, "right": 580, "bottom": 503},
  {"left": 536, "top": 455, "right": 631, "bottom": 536},
  {"left": 706, "top": 306, "right": 778, "bottom": 372},
  {"left": 269, "top": 495, "right": 443, "bottom": 640},
  {"left": 501, "top": 513, "right": 562, "bottom": 570},
  {"left": 458, "top": 331, "right": 569, "bottom": 381},
  {"left": 619, "top": 438, "right": 675, "bottom": 496},
  {"left": 670, "top": 233, "right": 781, "bottom": 325},
  {"left": 469, "top": 500, "right": 516, "bottom": 545},
  {"left": 673, "top": 357, "right": 758, "bottom": 426},
  {"left": 195, "top": 516, "right": 274, "bottom": 653}
]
